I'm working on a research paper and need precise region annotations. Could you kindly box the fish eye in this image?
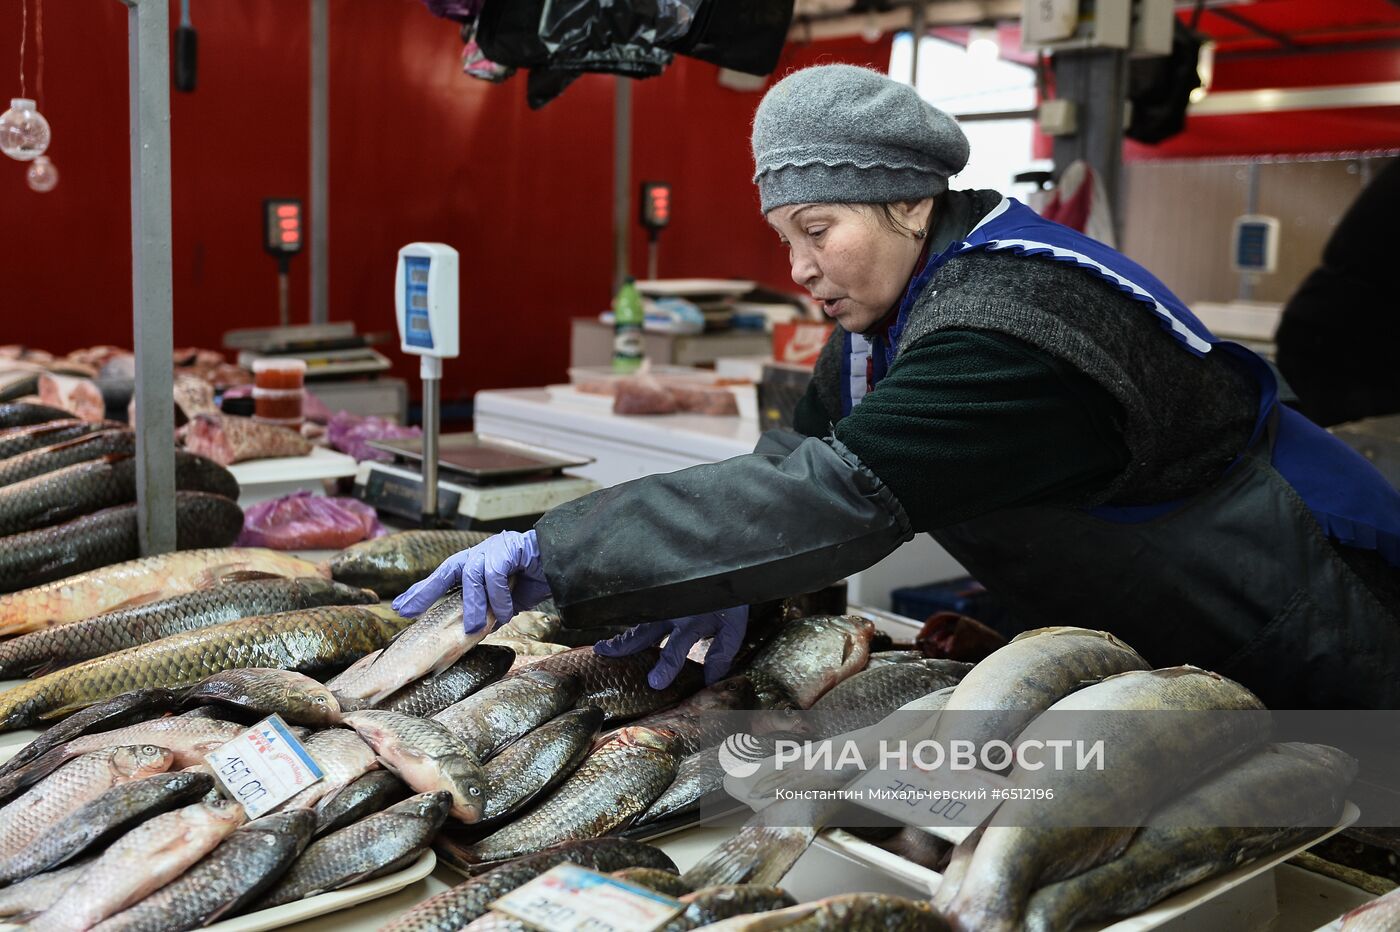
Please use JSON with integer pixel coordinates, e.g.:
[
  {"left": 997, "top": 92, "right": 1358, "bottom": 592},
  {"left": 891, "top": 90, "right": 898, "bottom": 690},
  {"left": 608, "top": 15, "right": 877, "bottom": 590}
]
[{"left": 469, "top": 787, "right": 482, "bottom": 796}]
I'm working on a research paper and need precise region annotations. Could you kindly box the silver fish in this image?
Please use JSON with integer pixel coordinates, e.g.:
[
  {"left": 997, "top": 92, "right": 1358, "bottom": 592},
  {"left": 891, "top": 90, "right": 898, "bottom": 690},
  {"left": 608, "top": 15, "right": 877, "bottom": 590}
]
[{"left": 342, "top": 710, "right": 487, "bottom": 823}]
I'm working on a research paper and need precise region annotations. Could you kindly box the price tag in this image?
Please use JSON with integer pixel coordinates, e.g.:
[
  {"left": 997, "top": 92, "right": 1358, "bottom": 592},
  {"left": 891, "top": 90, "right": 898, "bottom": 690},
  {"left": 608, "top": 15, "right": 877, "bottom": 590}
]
[
  {"left": 204, "top": 714, "right": 323, "bottom": 819},
  {"left": 491, "top": 864, "right": 684, "bottom": 932},
  {"left": 848, "top": 765, "right": 1010, "bottom": 844}
]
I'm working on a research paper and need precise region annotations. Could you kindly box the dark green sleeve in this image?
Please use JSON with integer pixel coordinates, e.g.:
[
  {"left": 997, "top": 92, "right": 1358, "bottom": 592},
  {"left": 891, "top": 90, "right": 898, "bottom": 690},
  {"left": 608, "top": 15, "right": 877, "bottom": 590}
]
[
  {"left": 833, "top": 329, "right": 1129, "bottom": 530},
  {"left": 793, "top": 385, "right": 833, "bottom": 438}
]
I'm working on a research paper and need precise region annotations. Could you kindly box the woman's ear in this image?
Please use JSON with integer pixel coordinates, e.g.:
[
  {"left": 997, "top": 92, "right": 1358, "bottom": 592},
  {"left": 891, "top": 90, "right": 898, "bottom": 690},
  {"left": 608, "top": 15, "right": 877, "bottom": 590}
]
[{"left": 895, "top": 197, "right": 935, "bottom": 227}]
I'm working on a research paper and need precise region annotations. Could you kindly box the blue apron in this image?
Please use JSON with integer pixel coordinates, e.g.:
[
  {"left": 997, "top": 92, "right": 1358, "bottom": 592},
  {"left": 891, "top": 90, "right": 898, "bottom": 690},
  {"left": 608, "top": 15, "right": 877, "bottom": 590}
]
[{"left": 843, "top": 198, "right": 1400, "bottom": 708}]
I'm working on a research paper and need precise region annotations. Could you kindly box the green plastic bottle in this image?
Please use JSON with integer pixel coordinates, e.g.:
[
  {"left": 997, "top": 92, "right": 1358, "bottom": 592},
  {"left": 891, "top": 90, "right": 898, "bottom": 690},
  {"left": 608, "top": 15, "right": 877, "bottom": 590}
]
[{"left": 612, "top": 277, "right": 645, "bottom": 374}]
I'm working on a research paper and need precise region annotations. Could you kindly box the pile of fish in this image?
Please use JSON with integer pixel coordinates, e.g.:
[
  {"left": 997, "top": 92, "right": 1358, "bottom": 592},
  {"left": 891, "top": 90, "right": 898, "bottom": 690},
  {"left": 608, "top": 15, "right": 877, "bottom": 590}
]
[{"left": 0, "top": 405, "right": 245, "bottom": 591}]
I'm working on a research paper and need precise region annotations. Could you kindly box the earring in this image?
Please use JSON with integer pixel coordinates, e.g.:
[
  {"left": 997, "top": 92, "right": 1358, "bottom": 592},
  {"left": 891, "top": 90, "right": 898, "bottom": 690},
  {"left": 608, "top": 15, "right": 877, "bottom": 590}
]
[{"left": 914, "top": 228, "right": 927, "bottom": 240}]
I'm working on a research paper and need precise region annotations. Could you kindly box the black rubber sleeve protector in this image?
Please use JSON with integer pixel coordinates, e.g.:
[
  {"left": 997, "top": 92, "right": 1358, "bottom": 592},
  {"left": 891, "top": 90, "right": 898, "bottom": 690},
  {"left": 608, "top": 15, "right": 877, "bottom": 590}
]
[{"left": 534, "top": 434, "right": 914, "bottom": 628}]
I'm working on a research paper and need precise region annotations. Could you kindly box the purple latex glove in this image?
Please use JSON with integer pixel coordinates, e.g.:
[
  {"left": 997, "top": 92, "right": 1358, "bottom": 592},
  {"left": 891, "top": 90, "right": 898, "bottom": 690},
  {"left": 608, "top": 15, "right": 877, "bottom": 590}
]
[
  {"left": 594, "top": 606, "right": 750, "bottom": 690},
  {"left": 391, "top": 529, "right": 550, "bottom": 634}
]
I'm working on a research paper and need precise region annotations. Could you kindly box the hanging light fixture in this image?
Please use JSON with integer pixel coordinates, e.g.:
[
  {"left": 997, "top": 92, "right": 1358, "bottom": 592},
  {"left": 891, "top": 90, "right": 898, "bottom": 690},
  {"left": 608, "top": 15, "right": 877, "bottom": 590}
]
[
  {"left": 968, "top": 26, "right": 999, "bottom": 63},
  {"left": 2, "top": 0, "right": 51, "bottom": 163}
]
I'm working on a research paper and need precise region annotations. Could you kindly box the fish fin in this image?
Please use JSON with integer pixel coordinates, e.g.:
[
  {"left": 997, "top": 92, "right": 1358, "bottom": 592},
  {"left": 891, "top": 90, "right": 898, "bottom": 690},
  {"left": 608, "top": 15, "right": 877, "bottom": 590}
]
[
  {"left": 24, "top": 658, "right": 71, "bottom": 678},
  {"left": 0, "top": 746, "right": 72, "bottom": 798},
  {"left": 104, "top": 590, "right": 168, "bottom": 613},
  {"left": 99, "top": 452, "right": 134, "bottom": 466},
  {"left": 189, "top": 563, "right": 271, "bottom": 589},
  {"left": 214, "top": 570, "right": 287, "bottom": 584},
  {"left": 37, "top": 701, "right": 92, "bottom": 721}
]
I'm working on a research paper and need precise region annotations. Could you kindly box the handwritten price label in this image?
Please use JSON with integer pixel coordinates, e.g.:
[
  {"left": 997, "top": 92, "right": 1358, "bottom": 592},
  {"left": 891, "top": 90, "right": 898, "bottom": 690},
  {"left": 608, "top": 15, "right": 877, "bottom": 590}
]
[{"left": 204, "top": 714, "right": 323, "bottom": 819}]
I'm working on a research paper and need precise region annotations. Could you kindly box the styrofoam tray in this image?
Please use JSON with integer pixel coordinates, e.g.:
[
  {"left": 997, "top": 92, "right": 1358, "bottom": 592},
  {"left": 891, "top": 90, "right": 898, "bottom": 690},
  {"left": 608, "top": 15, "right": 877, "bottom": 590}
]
[
  {"left": 227, "top": 446, "right": 359, "bottom": 487},
  {"left": 822, "top": 801, "right": 1359, "bottom": 931},
  {"left": 0, "top": 740, "right": 435, "bottom": 932}
]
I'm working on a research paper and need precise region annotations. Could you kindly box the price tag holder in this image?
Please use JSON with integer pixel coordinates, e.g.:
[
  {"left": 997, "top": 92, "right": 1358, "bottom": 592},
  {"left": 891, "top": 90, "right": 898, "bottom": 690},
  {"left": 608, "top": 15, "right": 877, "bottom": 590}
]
[
  {"left": 848, "top": 765, "right": 1011, "bottom": 844},
  {"left": 491, "top": 864, "right": 684, "bottom": 932},
  {"left": 204, "top": 714, "right": 323, "bottom": 819}
]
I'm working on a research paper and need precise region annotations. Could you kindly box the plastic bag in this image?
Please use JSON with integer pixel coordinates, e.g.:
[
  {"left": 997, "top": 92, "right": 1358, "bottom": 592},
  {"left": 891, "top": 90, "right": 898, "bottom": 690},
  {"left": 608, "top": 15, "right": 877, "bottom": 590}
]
[
  {"left": 327, "top": 411, "right": 422, "bottom": 463},
  {"left": 539, "top": 0, "right": 700, "bottom": 57},
  {"left": 237, "top": 491, "right": 387, "bottom": 550}
]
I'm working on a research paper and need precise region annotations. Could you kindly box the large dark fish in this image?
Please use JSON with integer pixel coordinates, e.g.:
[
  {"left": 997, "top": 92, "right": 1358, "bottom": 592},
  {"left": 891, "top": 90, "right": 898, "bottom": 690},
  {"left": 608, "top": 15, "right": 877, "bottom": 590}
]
[
  {"left": 945, "top": 667, "right": 1271, "bottom": 932},
  {"left": 387, "top": 839, "right": 676, "bottom": 932},
  {"left": 0, "top": 606, "right": 411, "bottom": 731},
  {"left": 90, "top": 810, "right": 316, "bottom": 932},
  {"left": 525, "top": 646, "right": 705, "bottom": 725},
  {"left": 480, "top": 708, "right": 602, "bottom": 823},
  {"left": 811, "top": 658, "right": 971, "bottom": 719},
  {"left": 0, "top": 452, "right": 238, "bottom": 537},
  {"left": 0, "top": 578, "right": 377, "bottom": 678},
  {"left": 0, "top": 429, "right": 134, "bottom": 488},
  {"left": 327, "top": 530, "right": 492, "bottom": 598},
  {"left": 256, "top": 792, "right": 451, "bottom": 909},
  {"left": 433, "top": 669, "right": 582, "bottom": 763},
  {"left": 697, "top": 893, "right": 948, "bottom": 931},
  {"left": 0, "top": 688, "right": 180, "bottom": 780},
  {"left": 0, "top": 771, "right": 214, "bottom": 884},
  {"left": 462, "top": 726, "right": 681, "bottom": 865},
  {"left": 0, "top": 403, "right": 73, "bottom": 430},
  {"left": 1023, "top": 742, "right": 1357, "bottom": 932},
  {"left": 746, "top": 615, "right": 877, "bottom": 709},
  {"left": 0, "top": 421, "right": 121, "bottom": 464},
  {"left": 379, "top": 645, "right": 516, "bottom": 718},
  {"left": 312, "top": 770, "right": 406, "bottom": 837},
  {"left": 618, "top": 675, "right": 759, "bottom": 757},
  {"left": 660, "top": 885, "right": 800, "bottom": 932},
  {"left": 0, "top": 492, "right": 245, "bottom": 594},
  {"left": 612, "top": 867, "right": 693, "bottom": 897}
]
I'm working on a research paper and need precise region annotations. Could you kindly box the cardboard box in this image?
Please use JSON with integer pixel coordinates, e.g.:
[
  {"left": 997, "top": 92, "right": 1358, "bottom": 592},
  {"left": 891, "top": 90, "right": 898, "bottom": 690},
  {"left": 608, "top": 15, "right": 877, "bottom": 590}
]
[{"left": 772, "top": 321, "right": 834, "bottom": 367}]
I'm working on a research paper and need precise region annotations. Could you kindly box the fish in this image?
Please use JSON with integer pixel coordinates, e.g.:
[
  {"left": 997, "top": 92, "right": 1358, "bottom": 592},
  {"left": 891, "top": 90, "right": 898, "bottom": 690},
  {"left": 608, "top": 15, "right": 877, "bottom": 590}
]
[
  {"left": 0, "top": 547, "right": 329, "bottom": 637},
  {"left": 332, "top": 590, "right": 497, "bottom": 708},
  {"left": 256, "top": 792, "right": 451, "bottom": 909},
  {"left": 499, "top": 640, "right": 569, "bottom": 670},
  {"left": 612, "top": 867, "right": 693, "bottom": 897},
  {"left": 182, "top": 668, "right": 342, "bottom": 726},
  {"left": 480, "top": 708, "right": 603, "bottom": 823},
  {"left": 0, "top": 716, "right": 245, "bottom": 800},
  {"left": 0, "top": 421, "right": 122, "bottom": 466},
  {"left": 327, "top": 530, "right": 492, "bottom": 599},
  {"left": 0, "top": 451, "right": 239, "bottom": 537},
  {"left": 433, "top": 668, "right": 582, "bottom": 763},
  {"left": 0, "top": 859, "right": 95, "bottom": 919},
  {"left": 378, "top": 644, "right": 516, "bottom": 718},
  {"left": 386, "top": 839, "right": 676, "bottom": 932},
  {"left": 485, "top": 609, "right": 561, "bottom": 645},
  {"left": 697, "top": 893, "right": 948, "bottom": 931},
  {"left": 26, "top": 796, "right": 246, "bottom": 932},
  {"left": 0, "top": 402, "right": 73, "bottom": 430},
  {"left": 181, "top": 413, "right": 312, "bottom": 465},
  {"left": 660, "top": 885, "right": 800, "bottom": 932},
  {"left": 0, "top": 605, "right": 411, "bottom": 731},
  {"left": 0, "top": 492, "right": 246, "bottom": 595},
  {"left": 933, "top": 626, "right": 1151, "bottom": 754},
  {"left": 278, "top": 728, "right": 380, "bottom": 812},
  {"left": 0, "top": 430, "right": 135, "bottom": 489},
  {"left": 0, "top": 771, "right": 214, "bottom": 884},
  {"left": 746, "top": 615, "right": 877, "bottom": 709},
  {"left": 461, "top": 726, "right": 681, "bottom": 864},
  {"left": 1330, "top": 887, "right": 1400, "bottom": 931},
  {"left": 0, "top": 745, "right": 174, "bottom": 863},
  {"left": 680, "top": 797, "right": 839, "bottom": 890},
  {"left": 872, "top": 827, "right": 953, "bottom": 873},
  {"left": 618, "top": 675, "right": 759, "bottom": 757},
  {"left": 89, "top": 810, "right": 316, "bottom": 932},
  {"left": 944, "top": 666, "right": 1271, "bottom": 932},
  {"left": 312, "top": 770, "right": 406, "bottom": 837},
  {"left": 0, "top": 578, "right": 379, "bottom": 677},
  {"left": 862, "top": 651, "right": 926, "bottom": 668},
  {"left": 341, "top": 710, "right": 487, "bottom": 823},
  {"left": 808, "top": 659, "right": 971, "bottom": 733},
  {"left": 525, "top": 646, "right": 706, "bottom": 725},
  {"left": 0, "top": 688, "right": 179, "bottom": 780},
  {"left": 1022, "top": 742, "right": 1358, "bottom": 932},
  {"left": 635, "top": 745, "right": 731, "bottom": 827}
]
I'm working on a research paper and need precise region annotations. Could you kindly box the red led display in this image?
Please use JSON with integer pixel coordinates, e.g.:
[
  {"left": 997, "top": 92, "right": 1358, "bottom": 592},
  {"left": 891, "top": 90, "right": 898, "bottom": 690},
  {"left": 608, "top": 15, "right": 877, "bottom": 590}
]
[
  {"left": 639, "top": 181, "right": 671, "bottom": 230},
  {"left": 263, "top": 198, "right": 304, "bottom": 255}
]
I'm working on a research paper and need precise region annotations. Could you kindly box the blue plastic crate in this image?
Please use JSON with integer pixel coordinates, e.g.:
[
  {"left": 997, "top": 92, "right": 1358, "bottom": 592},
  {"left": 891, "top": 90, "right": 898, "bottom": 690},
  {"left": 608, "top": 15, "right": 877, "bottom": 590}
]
[{"left": 891, "top": 576, "right": 1017, "bottom": 637}]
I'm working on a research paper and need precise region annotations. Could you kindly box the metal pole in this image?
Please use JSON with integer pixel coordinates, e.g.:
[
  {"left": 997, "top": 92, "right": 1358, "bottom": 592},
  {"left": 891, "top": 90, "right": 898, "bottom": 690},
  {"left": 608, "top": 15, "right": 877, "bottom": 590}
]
[
  {"left": 1051, "top": 49, "right": 1129, "bottom": 243},
  {"left": 612, "top": 77, "right": 632, "bottom": 293},
  {"left": 420, "top": 358, "right": 442, "bottom": 526},
  {"left": 909, "top": 3, "right": 925, "bottom": 87},
  {"left": 278, "top": 267, "right": 291, "bottom": 326},
  {"left": 647, "top": 239, "right": 658, "bottom": 281},
  {"left": 310, "top": 0, "right": 329, "bottom": 324},
  {"left": 121, "top": 0, "right": 177, "bottom": 556}
]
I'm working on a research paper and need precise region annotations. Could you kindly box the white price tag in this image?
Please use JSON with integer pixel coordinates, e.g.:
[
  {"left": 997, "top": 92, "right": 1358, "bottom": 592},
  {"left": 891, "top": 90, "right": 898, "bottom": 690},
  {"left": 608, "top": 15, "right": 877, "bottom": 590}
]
[
  {"left": 491, "top": 864, "right": 684, "bottom": 932},
  {"left": 848, "top": 765, "right": 1010, "bottom": 844},
  {"left": 203, "top": 714, "right": 323, "bottom": 819}
]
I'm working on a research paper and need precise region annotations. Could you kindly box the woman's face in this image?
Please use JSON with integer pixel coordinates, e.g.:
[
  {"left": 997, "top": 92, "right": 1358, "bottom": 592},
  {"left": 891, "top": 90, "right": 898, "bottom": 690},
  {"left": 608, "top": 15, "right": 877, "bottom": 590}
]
[{"left": 766, "top": 201, "right": 929, "bottom": 334}]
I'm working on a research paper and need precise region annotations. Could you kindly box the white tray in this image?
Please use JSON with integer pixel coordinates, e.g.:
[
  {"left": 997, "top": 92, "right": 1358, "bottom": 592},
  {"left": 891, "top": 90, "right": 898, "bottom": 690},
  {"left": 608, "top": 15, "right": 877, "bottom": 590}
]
[
  {"left": 227, "top": 446, "right": 359, "bottom": 487},
  {"left": 822, "top": 801, "right": 1359, "bottom": 931}
]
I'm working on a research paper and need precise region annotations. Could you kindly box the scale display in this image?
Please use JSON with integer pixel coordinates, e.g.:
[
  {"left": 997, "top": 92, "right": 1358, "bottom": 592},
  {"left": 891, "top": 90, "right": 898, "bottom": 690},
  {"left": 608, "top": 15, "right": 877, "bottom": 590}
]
[{"left": 394, "top": 244, "right": 459, "bottom": 359}]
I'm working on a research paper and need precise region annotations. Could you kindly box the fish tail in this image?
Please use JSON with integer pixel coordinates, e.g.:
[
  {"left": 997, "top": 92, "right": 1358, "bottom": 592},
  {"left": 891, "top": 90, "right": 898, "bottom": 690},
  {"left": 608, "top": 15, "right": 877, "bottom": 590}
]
[
  {"left": 0, "top": 679, "right": 58, "bottom": 734},
  {"left": 0, "top": 745, "right": 71, "bottom": 800},
  {"left": 681, "top": 825, "right": 817, "bottom": 888}
]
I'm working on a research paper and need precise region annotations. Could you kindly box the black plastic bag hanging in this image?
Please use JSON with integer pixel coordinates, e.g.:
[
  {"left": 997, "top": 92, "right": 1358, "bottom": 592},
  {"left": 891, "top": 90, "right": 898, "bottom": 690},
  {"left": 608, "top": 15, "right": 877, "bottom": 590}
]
[
  {"left": 539, "top": 0, "right": 701, "bottom": 57},
  {"left": 1126, "top": 21, "right": 1203, "bottom": 144}
]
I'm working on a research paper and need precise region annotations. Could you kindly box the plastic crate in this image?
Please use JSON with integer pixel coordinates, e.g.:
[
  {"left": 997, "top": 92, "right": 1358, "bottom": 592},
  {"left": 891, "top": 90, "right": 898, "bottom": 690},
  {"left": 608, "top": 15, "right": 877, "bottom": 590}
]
[{"left": 890, "top": 576, "right": 1017, "bottom": 638}]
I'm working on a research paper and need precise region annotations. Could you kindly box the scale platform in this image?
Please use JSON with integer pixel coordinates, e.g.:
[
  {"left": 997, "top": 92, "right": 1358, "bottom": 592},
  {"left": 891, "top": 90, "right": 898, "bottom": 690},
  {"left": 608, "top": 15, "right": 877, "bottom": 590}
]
[{"left": 353, "top": 433, "right": 599, "bottom": 530}]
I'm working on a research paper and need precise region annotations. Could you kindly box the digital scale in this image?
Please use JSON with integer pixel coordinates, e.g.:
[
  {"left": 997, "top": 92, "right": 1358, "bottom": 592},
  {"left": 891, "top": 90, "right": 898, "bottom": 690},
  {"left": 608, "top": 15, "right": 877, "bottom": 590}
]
[
  {"left": 224, "top": 322, "right": 392, "bottom": 378},
  {"left": 352, "top": 243, "right": 599, "bottom": 529}
]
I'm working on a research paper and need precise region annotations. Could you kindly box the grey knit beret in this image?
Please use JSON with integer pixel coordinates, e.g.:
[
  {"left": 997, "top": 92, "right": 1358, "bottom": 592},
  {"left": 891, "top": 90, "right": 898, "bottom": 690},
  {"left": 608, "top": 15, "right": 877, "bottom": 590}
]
[{"left": 751, "top": 64, "right": 970, "bottom": 214}]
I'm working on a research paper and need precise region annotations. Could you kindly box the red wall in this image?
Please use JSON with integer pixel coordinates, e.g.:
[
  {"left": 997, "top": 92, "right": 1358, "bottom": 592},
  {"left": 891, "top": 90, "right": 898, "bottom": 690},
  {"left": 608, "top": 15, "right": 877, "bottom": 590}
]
[{"left": 0, "top": 0, "right": 889, "bottom": 406}]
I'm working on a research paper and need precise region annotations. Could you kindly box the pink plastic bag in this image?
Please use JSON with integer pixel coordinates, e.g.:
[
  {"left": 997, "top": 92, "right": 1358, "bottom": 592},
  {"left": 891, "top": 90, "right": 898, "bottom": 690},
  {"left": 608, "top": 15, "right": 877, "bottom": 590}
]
[
  {"left": 327, "top": 411, "right": 422, "bottom": 462},
  {"left": 237, "top": 491, "right": 387, "bottom": 550}
]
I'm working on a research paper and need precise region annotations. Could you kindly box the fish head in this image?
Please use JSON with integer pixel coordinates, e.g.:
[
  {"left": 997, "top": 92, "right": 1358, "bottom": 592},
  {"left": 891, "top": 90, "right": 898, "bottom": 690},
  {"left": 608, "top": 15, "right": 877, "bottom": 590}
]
[
  {"left": 250, "top": 809, "right": 316, "bottom": 847},
  {"left": 689, "top": 675, "right": 758, "bottom": 712},
  {"left": 395, "top": 790, "right": 454, "bottom": 821},
  {"left": 199, "top": 795, "right": 250, "bottom": 829},
  {"left": 439, "top": 757, "right": 487, "bottom": 823},
  {"left": 113, "top": 744, "right": 177, "bottom": 778},
  {"left": 325, "top": 581, "right": 381, "bottom": 605}
]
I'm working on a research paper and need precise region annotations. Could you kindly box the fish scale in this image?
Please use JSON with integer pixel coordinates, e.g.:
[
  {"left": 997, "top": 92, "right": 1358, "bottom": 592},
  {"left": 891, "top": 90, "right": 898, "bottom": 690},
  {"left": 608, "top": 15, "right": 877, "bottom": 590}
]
[
  {"left": 328, "top": 530, "right": 493, "bottom": 599},
  {"left": 524, "top": 646, "right": 705, "bottom": 725},
  {"left": 0, "top": 403, "right": 72, "bottom": 430},
  {"left": 0, "top": 421, "right": 122, "bottom": 467},
  {"left": 0, "top": 606, "right": 410, "bottom": 731}
]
